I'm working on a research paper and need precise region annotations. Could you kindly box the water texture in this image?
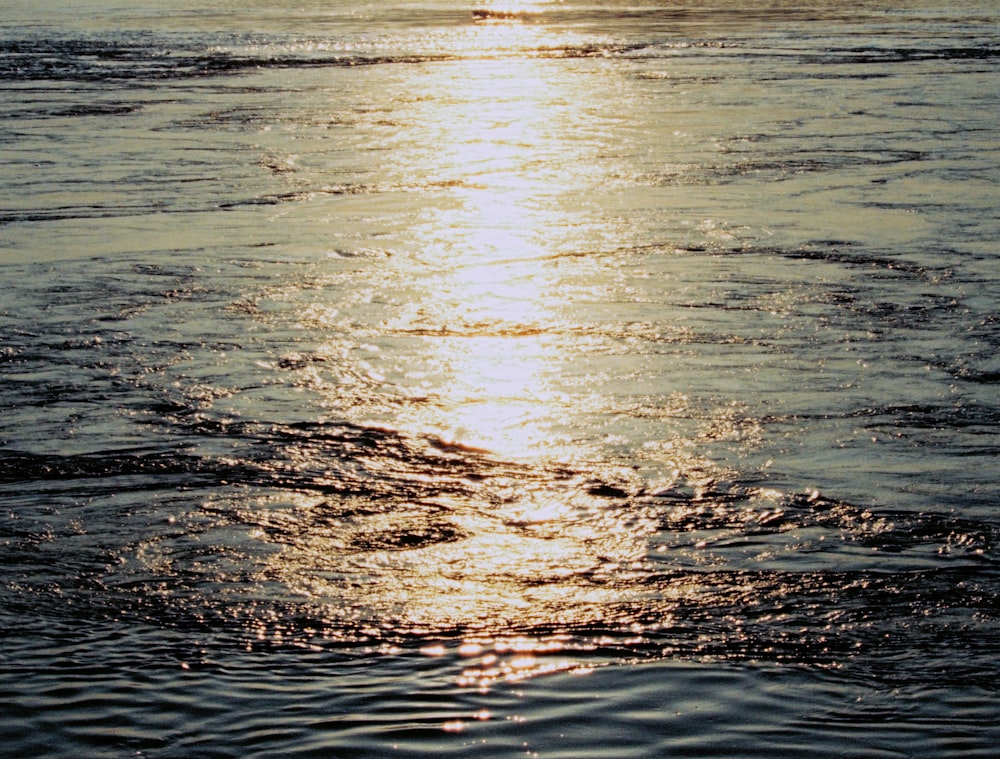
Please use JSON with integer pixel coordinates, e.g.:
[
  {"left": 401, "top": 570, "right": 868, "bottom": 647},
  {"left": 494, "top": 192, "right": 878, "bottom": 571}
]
[{"left": 1, "top": 1, "right": 999, "bottom": 756}]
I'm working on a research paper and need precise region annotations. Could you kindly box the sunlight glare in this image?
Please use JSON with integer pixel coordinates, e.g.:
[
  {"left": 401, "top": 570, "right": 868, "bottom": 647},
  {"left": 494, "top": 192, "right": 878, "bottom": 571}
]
[
  {"left": 252, "top": 13, "right": 680, "bottom": 657},
  {"left": 382, "top": 36, "right": 598, "bottom": 460}
]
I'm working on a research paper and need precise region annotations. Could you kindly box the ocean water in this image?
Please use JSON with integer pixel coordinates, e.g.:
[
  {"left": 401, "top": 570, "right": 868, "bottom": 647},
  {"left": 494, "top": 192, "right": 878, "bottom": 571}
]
[{"left": 1, "top": 1, "right": 998, "bottom": 756}]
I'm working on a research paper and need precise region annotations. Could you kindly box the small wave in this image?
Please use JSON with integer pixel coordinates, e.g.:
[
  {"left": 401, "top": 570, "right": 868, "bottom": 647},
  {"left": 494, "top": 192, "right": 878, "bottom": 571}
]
[
  {"left": 0, "top": 36, "right": 456, "bottom": 84},
  {"left": 0, "top": 32, "right": 691, "bottom": 87},
  {"left": 808, "top": 43, "right": 1000, "bottom": 66},
  {"left": 472, "top": 8, "right": 539, "bottom": 24},
  {"left": 0, "top": 448, "right": 248, "bottom": 489}
]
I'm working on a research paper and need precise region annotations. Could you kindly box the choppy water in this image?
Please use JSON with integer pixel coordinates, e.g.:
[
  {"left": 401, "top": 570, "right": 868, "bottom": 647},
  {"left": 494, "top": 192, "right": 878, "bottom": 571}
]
[{"left": 2, "top": 1, "right": 999, "bottom": 756}]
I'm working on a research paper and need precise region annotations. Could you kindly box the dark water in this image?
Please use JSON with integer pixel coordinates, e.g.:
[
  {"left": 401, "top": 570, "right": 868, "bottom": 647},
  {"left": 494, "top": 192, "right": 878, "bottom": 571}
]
[{"left": 2, "top": 1, "right": 999, "bottom": 756}]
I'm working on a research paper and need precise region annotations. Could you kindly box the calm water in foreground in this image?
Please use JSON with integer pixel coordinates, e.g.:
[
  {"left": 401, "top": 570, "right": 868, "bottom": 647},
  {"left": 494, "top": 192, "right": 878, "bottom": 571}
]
[{"left": 2, "top": 1, "right": 999, "bottom": 756}]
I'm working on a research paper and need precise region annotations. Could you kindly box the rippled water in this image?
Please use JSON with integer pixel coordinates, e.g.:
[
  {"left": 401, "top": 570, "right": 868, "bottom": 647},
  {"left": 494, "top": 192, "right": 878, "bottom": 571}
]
[{"left": 2, "top": 1, "right": 999, "bottom": 756}]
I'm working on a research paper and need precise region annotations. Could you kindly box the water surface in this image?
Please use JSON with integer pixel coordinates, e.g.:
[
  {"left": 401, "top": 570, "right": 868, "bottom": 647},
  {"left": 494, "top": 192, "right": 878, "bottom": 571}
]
[{"left": 2, "top": 1, "right": 999, "bottom": 756}]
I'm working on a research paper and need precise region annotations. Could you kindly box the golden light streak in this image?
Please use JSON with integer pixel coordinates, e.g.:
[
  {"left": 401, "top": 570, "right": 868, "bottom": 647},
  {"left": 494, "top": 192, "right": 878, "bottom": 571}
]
[{"left": 244, "top": 13, "right": 717, "bottom": 678}]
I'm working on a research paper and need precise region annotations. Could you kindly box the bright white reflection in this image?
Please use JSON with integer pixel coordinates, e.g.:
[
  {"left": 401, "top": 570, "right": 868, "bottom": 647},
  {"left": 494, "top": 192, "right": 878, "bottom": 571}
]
[
  {"left": 380, "top": 40, "right": 610, "bottom": 460},
  {"left": 477, "top": 0, "right": 548, "bottom": 12},
  {"left": 243, "top": 16, "right": 756, "bottom": 680},
  {"left": 246, "top": 20, "right": 688, "bottom": 677}
]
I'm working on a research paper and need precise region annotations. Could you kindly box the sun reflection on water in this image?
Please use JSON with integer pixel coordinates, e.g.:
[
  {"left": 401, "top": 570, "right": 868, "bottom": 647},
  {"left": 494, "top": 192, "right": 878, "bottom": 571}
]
[
  {"left": 370, "top": 24, "right": 621, "bottom": 461},
  {"left": 247, "top": 13, "right": 695, "bottom": 674}
]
